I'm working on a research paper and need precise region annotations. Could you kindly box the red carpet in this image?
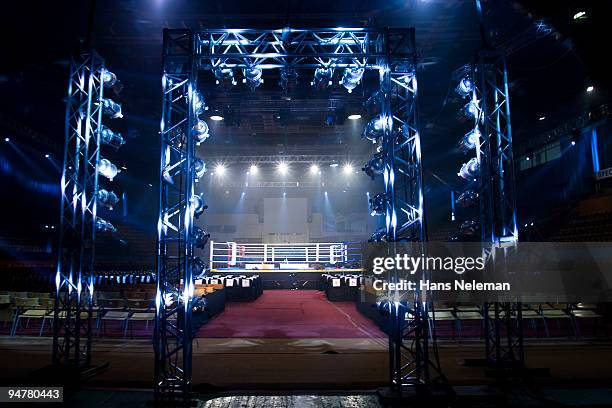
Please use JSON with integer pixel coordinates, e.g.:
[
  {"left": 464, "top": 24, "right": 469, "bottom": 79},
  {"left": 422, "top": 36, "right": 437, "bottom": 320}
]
[{"left": 197, "top": 290, "right": 386, "bottom": 338}]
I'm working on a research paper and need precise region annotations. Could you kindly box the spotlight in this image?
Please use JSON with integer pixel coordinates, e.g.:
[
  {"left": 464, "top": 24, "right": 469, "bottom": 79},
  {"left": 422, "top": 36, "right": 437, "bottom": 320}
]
[
  {"left": 455, "top": 75, "right": 474, "bottom": 98},
  {"left": 342, "top": 163, "right": 353, "bottom": 175},
  {"left": 277, "top": 162, "right": 289, "bottom": 175},
  {"left": 101, "top": 69, "right": 118, "bottom": 87},
  {"left": 571, "top": 140, "right": 576, "bottom": 146},
  {"left": 311, "top": 67, "right": 333, "bottom": 89},
  {"left": 193, "top": 194, "right": 207, "bottom": 218},
  {"left": 340, "top": 67, "right": 364, "bottom": 93},
  {"left": 99, "top": 125, "right": 125, "bottom": 149},
  {"left": 243, "top": 67, "right": 263, "bottom": 91},
  {"left": 459, "top": 220, "right": 478, "bottom": 237},
  {"left": 455, "top": 190, "right": 478, "bottom": 208},
  {"left": 586, "top": 85, "right": 594, "bottom": 93},
  {"left": 97, "top": 189, "right": 119, "bottom": 210},
  {"left": 101, "top": 98, "right": 123, "bottom": 119},
  {"left": 44, "top": 154, "right": 50, "bottom": 158},
  {"left": 193, "top": 227, "right": 210, "bottom": 249},
  {"left": 362, "top": 115, "right": 386, "bottom": 143},
  {"left": 538, "top": 116, "right": 546, "bottom": 121},
  {"left": 458, "top": 157, "right": 479, "bottom": 179},
  {"left": 369, "top": 227, "right": 387, "bottom": 243},
  {"left": 573, "top": 10, "right": 587, "bottom": 20},
  {"left": 98, "top": 158, "right": 119, "bottom": 181},
  {"left": 329, "top": 162, "right": 339, "bottom": 168},
  {"left": 279, "top": 68, "right": 298, "bottom": 94},
  {"left": 369, "top": 193, "right": 388, "bottom": 216},
  {"left": 210, "top": 115, "right": 224, "bottom": 121},
  {"left": 249, "top": 164, "right": 258, "bottom": 174},
  {"left": 193, "top": 256, "right": 206, "bottom": 277},
  {"left": 310, "top": 164, "right": 319, "bottom": 174},
  {"left": 192, "top": 120, "right": 210, "bottom": 144},
  {"left": 193, "top": 91, "right": 206, "bottom": 114},
  {"left": 96, "top": 218, "right": 117, "bottom": 233},
  {"left": 348, "top": 114, "right": 361, "bottom": 120},
  {"left": 214, "top": 163, "right": 226, "bottom": 176},
  {"left": 214, "top": 67, "right": 237, "bottom": 88},
  {"left": 458, "top": 127, "right": 480, "bottom": 152},
  {"left": 4, "top": 137, "right": 9, "bottom": 142},
  {"left": 363, "top": 152, "right": 384, "bottom": 179},
  {"left": 194, "top": 158, "right": 207, "bottom": 179}
]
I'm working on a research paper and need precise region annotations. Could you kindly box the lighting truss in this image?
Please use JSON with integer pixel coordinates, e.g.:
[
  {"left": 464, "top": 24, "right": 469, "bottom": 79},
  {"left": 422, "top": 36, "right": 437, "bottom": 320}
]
[
  {"left": 53, "top": 52, "right": 105, "bottom": 367},
  {"left": 210, "top": 154, "right": 369, "bottom": 165},
  {"left": 472, "top": 50, "right": 523, "bottom": 367},
  {"left": 156, "top": 27, "right": 442, "bottom": 403},
  {"left": 376, "top": 29, "right": 447, "bottom": 396}
]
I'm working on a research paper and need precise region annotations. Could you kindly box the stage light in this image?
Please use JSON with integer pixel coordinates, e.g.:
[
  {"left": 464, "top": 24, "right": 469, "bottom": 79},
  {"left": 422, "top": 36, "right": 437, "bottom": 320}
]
[
  {"left": 249, "top": 164, "right": 258, "bottom": 174},
  {"left": 310, "top": 164, "right": 319, "bottom": 174},
  {"left": 97, "top": 189, "right": 119, "bottom": 210},
  {"left": 363, "top": 152, "right": 384, "bottom": 179},
  {"left": 362, "top": 115, "right": 386, "bottom": 143},
  {"left": 573, "top": 11, "right": 587, "bottom": 20},
  {"left": 194, "top": 91, "right": 206, "bottom": 114},
  {"left": 193, "top": 256, "right": 206, "bottom": 277},
  {"left": 348, "top": 114, "right": 361, "bottom": 120},
  {"left": 98, "top": 158, "right": 119, "bottom": 181},
  {"left": 586, "top": 85, "right": 594, "bottom": 93},
  {"left": 455, "top": 190, "right": 478, "bottom": 208},
  {"left": 538, "top": 116, "right": 546, "bottom": 121},
  {"left": 525, "top": 157, "right": 530, "bottom": 161},
  {"left": 210, "top": 115, "right": 224, "bottom": 121},
  {"left": 96, "top": 218, "right": 117, "bottom": 233},
  {"left": 369, "top": 193, "right": 388, "bottom": 216},
  {"left": 279, "top": 68, "right": 298, "bottom": 93},
  {"left": 369, "top": 227, "right": 386, "bottom": 243},
  {"left": 192, "top": 120, "right": 210, "bottom": 144},
  {"left": 571, "top": 140, "right": 576, "bottom": 146},
  {"left": 44, "top": 154, "right": 50, "bottom": 158},
  {"left": 277, "top": 162, "right": 289, "bottom": 175},
  {"left": 100, "top": 125, "right": 125, "bottom": 149},
  {"left": 458, "top": 157, "right": 479, "bottom": 179},
  {"left": 193, "top": 194, "right": 207, "bottom": 218},
  {"left": 193, "top": 226, "right": 210, "bottom": 249},
  {"left": 101, "top": 69, "right": 118, "bottom": 87},
  {"left": 340, "top": 67, "right": 364, "bottom": 93},
  {"left": 455, "top": 75, "right": 474, "bottom": 98},
  {"left": 329, "top": 162, "right": 339, "bottom": 168},
  {"left": 101, "top": 98, "right": 123, "bottom": 119},
  {"left": 459, "top": 220, "right": 478, "bottom": 237},
  {"left": 243, "top": 67, "right": 263, "bottom": 90},
  {"left": 343, "top": 163, "right": 353, "bottom": 175},
  {"left": 214, "top": 67, "right": 237, "bottom": 87},
  {"left": 458, "top": 127, "right": 480, "bottom": 152},
  {"left": 4, "top": 137, "right": 9, "bottom": 142},
  {"left": 214, "top": 163, "right": 226, "bottom": 176},
  {"left": 194, "top": 158, "right": 207, "bottom": 179},
  {"left": 311, "top": 67, "right": 333, "bottom": 89}
]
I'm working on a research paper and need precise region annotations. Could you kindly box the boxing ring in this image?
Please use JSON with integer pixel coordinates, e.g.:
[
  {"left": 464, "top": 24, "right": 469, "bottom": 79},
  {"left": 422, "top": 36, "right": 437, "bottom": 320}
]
[{"left": 209, "top": 241, "right": 363, "bottom": 273}]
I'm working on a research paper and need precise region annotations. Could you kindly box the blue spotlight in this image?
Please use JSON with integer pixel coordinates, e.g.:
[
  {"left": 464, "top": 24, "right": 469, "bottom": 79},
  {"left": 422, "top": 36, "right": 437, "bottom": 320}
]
[
  {"left": 243, "top": 67, "right": 263, "bottom": 90},
  {"left": 101, "top": 98, "right": 123, "bottom": 119},
  {"left": 97, "top": 189, "right": 120, "bottom": 210},
  {"left": 458, "top": 158, "right": 479, "bottom": 179},
  {"left": 4, "top": 137, "right": 9, "bottom": 142},
  {"left": 340, "top": 67, "right": 364, "bottom": 93},
  {"left": 100, "top": 125, "right": 125, "bottom": 149}
]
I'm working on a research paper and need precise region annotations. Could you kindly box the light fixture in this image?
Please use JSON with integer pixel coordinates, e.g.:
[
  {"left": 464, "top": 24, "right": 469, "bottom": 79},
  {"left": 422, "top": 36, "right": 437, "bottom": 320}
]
[
  {"left": 586, "top": 85, "right": 594, "bottom": 93},
  {"left": 193, "top": 257, "right": 206, "bottom": 277},
  {"left": 214, "top": 163, "right": 226, "bottom": 176},
  {"left": 4, "top": 137, "right": 9, "bottom": 142},
  {"left": 192, "top": 120, "right": 210, "bottom": 144},
  {"left": 96, "top": 218, "right": 117, "bottom": 233},
  {"left": 310, "top": 164, "right": 319, "bottom": 174},
  {"left": 279, "top": 68, "right": 298, "bottom": 94},
  {"left": 194, "top": 158, "right": 207, "bottom": 179},
  {"left": 100, "top": 125, "right": 125, "bottom": 148},
  {"left": 277, "top": 162, "right": 289, "bottom": 175},
  {"left": 214, "top": 67, "right": 237, "bottom": 87},
  {"left": 369, "top": 193, "right": 388, "bottom": 216},
  {"left": 249, "top": 164, "right": 258, "bottom": 174},
  {"left": 193, "top": 227, "right": 210, "bottom": 249},
  {"left": 193, "top": 91, "right": 206, "bottom": 114},
  {"left": 538, "top": 116, "right": 546, "bottom": 121},
  {"left": 101, "top": 98, "right": 123, "bottom": 119},
  {"left": 342, "top": 163, "right": 353, "bottom": 175},
  {"left": 329, "top": 163, "right": 339, "bottom": 168},
  {"left": 98, "top": 158, "right": 119, "bottom": 181},
  {"left": 571, "top": 141, "right": 576, "bottom": 146},
  {"left": 340, "top": 67, "right": 364, "bottom": 93},
  {"left": 362, "top": 115, "right": 386, "bottom": 143},
  {"left": 455, "top": 75, "right": 474, "bottom": 98},
  {"left": 193, "top": 194, "right": 207, "bottom": 218},
  {"left": 311, "top": 67, "right": 333, "bottom": 89},
  {"left": 526, "top": 157, "right": 530, "bottom": 161},
  {"left": 455, "top": 190, "right": 478, "bottom": 208},
  {"left": 97, "top": 189, "right": 119, "bottom": 210},
  {"left": 458, "top": 127, "right": 480, "bottom": 152},
  {"left": 458, "top": 158, "right": 479, "bottom": 179},
  {"left": 243, "top": 67, "right": 263, "bottom": 90},
  {"left": 573, "top": 11, "right": 587, "bottom": 20},
  {"left": 101, "top": 69, "right": 118, "bottom": 87},
  {"left": 369, "top": 227, "right": 386, "bottom": 243},
  {"left": 363, "top": 153, "right": 384, "bottom": 179},
  {"left": 348, "top": 114, "right": 362, "bottom": 120},
  {"left": 210, "top": 115, "right": 224, "bottom": 121},
  {"left": 458, "top": 98, "right": 480, "bottom": 121},
  {"left": 44, "top": 154, "right": 50, "bottom": 158}
]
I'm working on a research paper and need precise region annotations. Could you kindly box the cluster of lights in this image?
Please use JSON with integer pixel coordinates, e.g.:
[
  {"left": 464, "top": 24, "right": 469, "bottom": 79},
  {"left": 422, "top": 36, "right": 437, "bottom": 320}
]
[{"left": 210, "top": 162, "right": 358, "bottom": 176}]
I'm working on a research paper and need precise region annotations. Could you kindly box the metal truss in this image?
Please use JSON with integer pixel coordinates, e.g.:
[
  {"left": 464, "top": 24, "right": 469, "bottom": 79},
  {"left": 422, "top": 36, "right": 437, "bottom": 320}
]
[
  {"left": 156, "top": 27, "right": 441, "bottom": 402},
  {"left": 208, "top": 154, "right": 369, "bottom": 165},
  {"left": 53, "top": 52, "right": 105, "bottom": 367},
  {"left": 378, "top": 29, "right": 446, "bottom": 395},
  {"left": 473, "top": 50, "right": 523, "bottom": 367}
]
